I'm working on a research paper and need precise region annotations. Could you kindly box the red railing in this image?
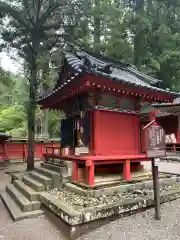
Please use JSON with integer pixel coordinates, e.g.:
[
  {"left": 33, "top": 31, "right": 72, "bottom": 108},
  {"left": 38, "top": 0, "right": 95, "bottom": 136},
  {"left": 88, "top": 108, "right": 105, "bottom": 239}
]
[
  {"left": 45, "top": 146, "right": 64, "bottom": 164},
  {"left": 166, "top": 143, "right": 180, "bottom": 152}
]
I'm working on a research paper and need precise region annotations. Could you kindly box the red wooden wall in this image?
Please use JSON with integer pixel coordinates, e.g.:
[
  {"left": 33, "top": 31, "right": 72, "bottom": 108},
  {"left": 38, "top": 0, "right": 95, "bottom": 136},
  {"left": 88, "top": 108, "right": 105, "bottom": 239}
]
[
  {"left": 94, "top": 110, "right": 140, "bottom": 156},
  {"left": 0, "top": 141, "right": 60, "bottom": 162}
]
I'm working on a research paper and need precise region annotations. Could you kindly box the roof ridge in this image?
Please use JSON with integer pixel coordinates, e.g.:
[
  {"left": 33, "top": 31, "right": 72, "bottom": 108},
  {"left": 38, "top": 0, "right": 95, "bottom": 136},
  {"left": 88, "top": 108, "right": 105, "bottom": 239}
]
[{"left": 67, "top": 47, "right": 161, "bottom": 85}]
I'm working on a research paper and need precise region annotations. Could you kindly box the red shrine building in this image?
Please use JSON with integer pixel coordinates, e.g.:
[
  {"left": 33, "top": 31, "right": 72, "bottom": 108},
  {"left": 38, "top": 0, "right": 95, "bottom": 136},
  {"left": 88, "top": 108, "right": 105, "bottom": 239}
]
[{"left": 37, "top": 48, "right": 179, "bottom": 186}]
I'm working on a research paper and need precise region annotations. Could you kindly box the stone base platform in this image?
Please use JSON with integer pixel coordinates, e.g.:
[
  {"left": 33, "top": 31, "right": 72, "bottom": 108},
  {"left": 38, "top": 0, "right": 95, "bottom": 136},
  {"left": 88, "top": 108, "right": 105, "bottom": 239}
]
[
  {"left": 40, "top": 174, "right": 180, "bottom": 226},
  {"left": 40, "top": 186, "right": 180, "bottom": 226},
  {"left": 64, "top": 172, "right": 175, "bottom": 197}
]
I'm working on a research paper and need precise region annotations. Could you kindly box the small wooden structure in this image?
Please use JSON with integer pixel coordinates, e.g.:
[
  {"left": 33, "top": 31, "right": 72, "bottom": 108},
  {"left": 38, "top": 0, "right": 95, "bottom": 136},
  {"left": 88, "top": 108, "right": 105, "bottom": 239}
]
[
  {"left": 152, "top": 99, "right": 180, "bottom": 152},
  {"left": 37, "top": 48, "right": 179, "bottom": 186}
]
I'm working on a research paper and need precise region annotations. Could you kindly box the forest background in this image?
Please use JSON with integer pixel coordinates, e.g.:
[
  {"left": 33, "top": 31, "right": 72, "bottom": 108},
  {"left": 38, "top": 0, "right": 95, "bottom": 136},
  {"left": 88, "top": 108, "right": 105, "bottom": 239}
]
[{"left": 0, "top": 0, "right": 180, "bottom": 139}]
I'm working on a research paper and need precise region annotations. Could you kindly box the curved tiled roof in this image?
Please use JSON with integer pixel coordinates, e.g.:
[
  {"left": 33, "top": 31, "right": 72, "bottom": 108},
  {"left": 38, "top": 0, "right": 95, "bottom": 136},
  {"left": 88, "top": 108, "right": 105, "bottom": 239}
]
[
  {"left": 37, "top": 48, "right": 180, "bottom": 102},
  {"left": 152, "top": 98, "right": 180, "bottom": 107},
  {"left": 65, "top": 50, "right": 157, "bottom": 87},
  {"left": 64, "top": 50, "right": 179, "bottom": 96}
]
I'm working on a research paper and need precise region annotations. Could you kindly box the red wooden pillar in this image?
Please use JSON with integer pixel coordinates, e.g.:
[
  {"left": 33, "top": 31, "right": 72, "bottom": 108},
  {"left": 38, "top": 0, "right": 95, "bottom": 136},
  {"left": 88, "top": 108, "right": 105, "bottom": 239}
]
[
  {"left": 41, "top": 142, "right": 44, "bottom": 159},
  {"left": 94, "top": 110, "right": 100, "bottom": 156},
  {"left": 89, "top": 111, "right": 94, "bottom": 155},
  {"left": 123, "top": 159, "right": 131, "bottom": 181},
  {"left": 173, "top": 144, "right": 176, "bottom": 152},
  {"left": 86, "top": 160, "right": 94, "bottom": 186},
  {"left": 72, "top": 160, "right": 78, "bottom": 182},
  {"left": 23, "top": 143, "right": 27, "bottom": 162},
  {"left": 3, "top": 142, "right": 8, "bottom": 161}
]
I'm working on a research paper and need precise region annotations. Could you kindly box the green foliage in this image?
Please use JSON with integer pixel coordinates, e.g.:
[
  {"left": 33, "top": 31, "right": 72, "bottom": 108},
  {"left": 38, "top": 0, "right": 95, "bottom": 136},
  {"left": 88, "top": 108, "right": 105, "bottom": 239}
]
[
  {"left": 0, "top": 68, "right": 28, "bottom": 138},
  {"left": 48, "top": 111, "right": 61, "bottom": 138},
  {"left": 0, "top": 67, "right": 14, "bottom": 106},
  {"left": 0, "top": 106, "right": 26, "bottom": 135}
]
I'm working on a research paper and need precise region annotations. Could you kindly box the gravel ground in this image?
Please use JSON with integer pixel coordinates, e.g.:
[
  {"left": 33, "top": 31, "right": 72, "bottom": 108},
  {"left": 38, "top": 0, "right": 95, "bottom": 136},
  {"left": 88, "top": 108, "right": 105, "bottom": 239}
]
[
  {"left": 77, "top": 199, "right": 180, "bottom": 240},
  {"left": 0, "top": 200, "right": 67, "bottom": 240}
]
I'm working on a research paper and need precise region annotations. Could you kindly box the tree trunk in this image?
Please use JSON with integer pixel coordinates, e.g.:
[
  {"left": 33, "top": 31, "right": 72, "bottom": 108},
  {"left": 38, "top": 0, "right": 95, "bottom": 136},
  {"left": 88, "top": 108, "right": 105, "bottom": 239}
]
[
  {"left": 41, "top": 60, "right": 50, "bottom": 139},
  {"left": 134, "top": 0, "right": 145, "bottom": 70},
  {"left": 147, "top": 0, "right": 152, "bottom": 15},
  {"left": 27, "top": 66, "right": 37, "bottom": 171},
  {"left": 41, "top": 109, "right": 49, "bottom": 139},
  {"left": 94, "top": 0, "right": 101, "bottom": 53}
]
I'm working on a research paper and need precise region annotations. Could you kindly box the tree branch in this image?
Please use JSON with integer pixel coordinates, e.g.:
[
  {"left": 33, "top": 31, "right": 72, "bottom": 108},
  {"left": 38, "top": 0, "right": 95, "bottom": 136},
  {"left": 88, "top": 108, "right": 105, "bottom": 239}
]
[
  {"left": 38, "top": 0, "right": 65, "bottom": 27},
  {"left": 0, "top": 1, "right": 31, "bottom": 30},
  {"left": 22, "top": 0, "right": 35, "bottom": 27}
]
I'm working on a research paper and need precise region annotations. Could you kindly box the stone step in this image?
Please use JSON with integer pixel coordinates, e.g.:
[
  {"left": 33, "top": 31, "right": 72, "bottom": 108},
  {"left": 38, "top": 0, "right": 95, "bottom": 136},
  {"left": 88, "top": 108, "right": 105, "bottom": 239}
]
[
  {"left": 35, "top": 167, "right": 59, "bottom": 178},
  {"left": 41, "top": 162, "right": 66, "bottom": 174},
  {"left": 22, "top": 175, "right": 45, "bottom": 192},
  {"left": 1, "top": 192, "right": 44, "bottom": 221},
  {"left": 6, "top": 184, "right": 33, "bottom": 212},
  {"left": 35, "top": 167, "right": 62, "bottom": 188},
  {"left": 13, "top": 180, "right": 39, "bottom": 202},
  {"left": 29, "top": 171, "right": 52, "bottom": 186}
]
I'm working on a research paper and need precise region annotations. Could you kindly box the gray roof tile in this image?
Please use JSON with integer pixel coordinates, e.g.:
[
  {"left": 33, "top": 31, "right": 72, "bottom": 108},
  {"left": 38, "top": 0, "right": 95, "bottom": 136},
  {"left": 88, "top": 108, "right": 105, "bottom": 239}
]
[
  {"left": 152, "top": 98, "right": 180, "bottom": 107},
  {"left": 37, "top": 49, "right": 180, "bottom": 102},
  {"left": 64, "top": 50, "right": 179, "bottom": 96}
]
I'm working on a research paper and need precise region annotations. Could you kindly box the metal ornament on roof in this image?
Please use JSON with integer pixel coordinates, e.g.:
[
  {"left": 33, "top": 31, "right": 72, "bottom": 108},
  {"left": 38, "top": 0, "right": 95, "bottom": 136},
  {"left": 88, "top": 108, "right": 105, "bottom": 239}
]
[{"left": 140, "top": 102, "right": 156, "bottom": 114}]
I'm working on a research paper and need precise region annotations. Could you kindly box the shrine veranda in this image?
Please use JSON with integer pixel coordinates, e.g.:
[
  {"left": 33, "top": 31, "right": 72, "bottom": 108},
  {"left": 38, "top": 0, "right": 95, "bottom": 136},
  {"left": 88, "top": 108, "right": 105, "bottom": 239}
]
[{"left": 38, "top": 48, "right": 180, "bottom": 187}]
